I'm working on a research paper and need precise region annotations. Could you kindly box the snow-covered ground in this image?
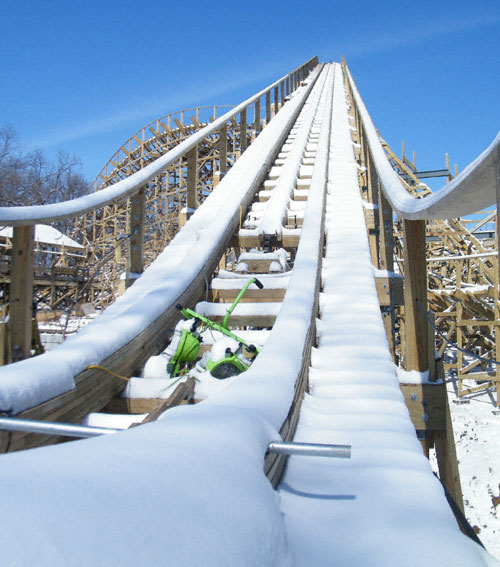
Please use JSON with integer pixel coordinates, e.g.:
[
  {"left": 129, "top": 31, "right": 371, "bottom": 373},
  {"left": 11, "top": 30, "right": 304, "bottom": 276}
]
[{"left": 436, "top": 381, "right": 500, "bottom": 559}]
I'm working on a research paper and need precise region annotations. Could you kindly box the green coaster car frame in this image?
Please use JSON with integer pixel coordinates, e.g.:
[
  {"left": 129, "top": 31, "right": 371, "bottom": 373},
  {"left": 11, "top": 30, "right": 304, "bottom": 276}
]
[{"left": 169, "top": 277, "right": 263, "bottom": 379}]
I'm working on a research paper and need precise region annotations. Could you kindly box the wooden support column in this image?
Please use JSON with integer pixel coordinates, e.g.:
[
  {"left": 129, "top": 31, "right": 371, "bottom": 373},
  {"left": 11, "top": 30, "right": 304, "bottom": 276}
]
[
  {"left": 179, "top": 145, "right": 198, "bottom": 229},
  {"left": 239, "top": 108, "right": 247, "bottom": 152},
  {"left": 119, "top": 188, "right": 145, "bottom": 293},
  {"left": 403, "top": 219, "right": 429, "bottom": 372},
  {"left": 434, "top": 393, "right": 465, "bottom": 512},
  {"left": 265, "top": 90, "right": 271, "bottom": 124},
  {"left": 129, "top": 188, "right": 145, "bottom": 276},
  {"left": 496, "top": 152, "right": 500, "bottom": 406},
  {"left": 378, "top": 185, "right": 394, "bottom": 272},
  {"left": 254, "top": 99, "right": 261, "bottom": 135},
  {"left": 9, "top": 225, "right": 34, "bottom": 361},
  {"left": 280, "top": 80, "right": 285, "bottom": 106},
  {"left": 273, "top": 86, "right": 279, "bottom": 116},
  {"left": 216, "top": 125, "right": 228, "bottom": 183}
]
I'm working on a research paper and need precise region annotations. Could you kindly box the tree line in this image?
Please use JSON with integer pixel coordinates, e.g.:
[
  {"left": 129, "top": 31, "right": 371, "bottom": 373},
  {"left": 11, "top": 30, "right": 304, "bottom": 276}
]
[{"left": 0, "top": 124, "right": 89, "bottom": 207}]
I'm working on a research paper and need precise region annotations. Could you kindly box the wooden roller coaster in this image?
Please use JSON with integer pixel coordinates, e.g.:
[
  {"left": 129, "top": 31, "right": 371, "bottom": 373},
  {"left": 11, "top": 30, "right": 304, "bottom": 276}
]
[{"left": 0, "top": 56, "right": 499, "bottom": 565}]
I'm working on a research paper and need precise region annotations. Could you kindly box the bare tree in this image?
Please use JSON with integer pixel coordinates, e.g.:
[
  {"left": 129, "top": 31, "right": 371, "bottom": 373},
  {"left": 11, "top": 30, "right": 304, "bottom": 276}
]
[
  {"left": 0, "top": 124, "right": 26, "bottom": 206},
  {"left": 0, "top": 124, "right": 89, "bottom": 207}
]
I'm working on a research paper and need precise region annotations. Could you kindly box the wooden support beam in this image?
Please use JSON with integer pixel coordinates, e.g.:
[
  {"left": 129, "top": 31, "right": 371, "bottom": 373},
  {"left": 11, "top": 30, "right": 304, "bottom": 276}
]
[
  {"left": 434, "top": 393, "right": 465, "bottom": 512},
  {"left": 239, "top": 108, "right": 247, "bottom": 152},
  {"left": 378, "top": 183, "right": 394, "bottom": 272},
  {"left": 129, "top": 187, "right": 145, "bottom": 277},
  {"left": 219, "top": 125, "right": 227, "bottom": 174},
  {"left": 9, "top": 225, "right": 34, "bottom": 361},
  {"left": 254, "top": 98, "right": 261, "bottom": 134},
  {"left": 274, "top": 86, "right": 279, "bottom": 116},
  {"left": 403, "top": 219, "right": 429, "bottom": 372},
  {"left": 496, "top": 155, "right": 500, "bottom": 406},
  {"left": 265, "top": 90, "right": 271, "bottom": 124},
  {"left": 179, "top": 144, "right": 199, "bottom": 228},
  {"left": 0, "top": 305, "right": 7, "bottom": 365}
]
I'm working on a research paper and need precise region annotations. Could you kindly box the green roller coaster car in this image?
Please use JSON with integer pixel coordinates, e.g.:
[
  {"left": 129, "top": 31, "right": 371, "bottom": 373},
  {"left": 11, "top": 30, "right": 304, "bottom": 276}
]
[{"left": 169, "top": 277, "right": 263, "bottom": 379}]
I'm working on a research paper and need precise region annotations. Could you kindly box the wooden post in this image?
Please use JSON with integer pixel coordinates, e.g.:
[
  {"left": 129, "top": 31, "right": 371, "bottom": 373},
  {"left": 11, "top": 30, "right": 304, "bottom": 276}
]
[
  {"left": 274, "top": 86, "right": 279, "bottom": 116},
  {"left": 254, "top": 98, "right": 261, "bottom": 135},
  {"left": 239, "top": 108, "right": 247, "bottom": 152},
  {"left": 9, "top": 225, "right": 35, "bottom": 361},
  {"left": 378, "top": 184, "right": 394, "bottom": 272},
  {"left": 0, "top": 305, "right": 7, "bottom": 365},
  {"left": 129, "top": 187, "right": 145, "bottom": 276},
  {"left": 186, "top": 145, "right": 198, "bottom": 211},
  {"left": 403, "top": 219, "right": 429, "bottom": 372},
  {"left": 280, "top": 80, "right": 285, "bottom": 106},
  {"left": 434, "top": 392, "right": 465, "bottom": 511},
  {"left": 179, "top": 145, "right": 198, "bottom": 229},
  {"left": 219, "top": 126, "right": 227, "bottom": 174},
  {"left": 496, "top": 154, "right": 500, "bottom": 406},
  {"left": 265, "top": 90, "right": 271, "bottom": 125}
]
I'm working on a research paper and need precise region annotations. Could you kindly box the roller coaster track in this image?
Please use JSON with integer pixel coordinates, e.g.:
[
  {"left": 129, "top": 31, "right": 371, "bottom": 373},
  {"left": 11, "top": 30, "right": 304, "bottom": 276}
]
[{"left": 0, "top": 58, "right": 499, "bottom": 565}]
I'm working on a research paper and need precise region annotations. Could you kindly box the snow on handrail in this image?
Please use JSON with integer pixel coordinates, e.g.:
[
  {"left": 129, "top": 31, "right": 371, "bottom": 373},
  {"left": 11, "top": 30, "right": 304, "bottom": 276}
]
[
  {"left": 0, "top": 57, "right": 318, "bottom": 226},
  {"left": 345, "top": 64, "right": 500, "bottom": 220}
]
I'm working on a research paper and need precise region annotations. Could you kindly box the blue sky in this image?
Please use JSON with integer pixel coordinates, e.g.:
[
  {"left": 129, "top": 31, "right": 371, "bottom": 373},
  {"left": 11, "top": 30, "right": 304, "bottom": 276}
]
[{"left": 1, "top": 0, "right": 499, "bottom": 187}]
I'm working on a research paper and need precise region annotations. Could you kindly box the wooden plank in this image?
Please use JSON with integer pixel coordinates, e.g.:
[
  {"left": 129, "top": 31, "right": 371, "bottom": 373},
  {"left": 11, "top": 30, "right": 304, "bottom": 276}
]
[
  {"left": 238, "top": 234, "right": 263, "bottom": 248},
  {"left": 214, "top": 288, "right": 286, "bottom": 302},
  {"left": 282, "top": 234, "right": 301, "bottom": 247},
  {"left": 237, "top": 258, "right": 273, "bottom": 272},
  {"left": 136, "top": 378, "right": 195, "bottom": 425},
  {"left": 207, "top": 313, "right": 277, "bottom": 327},
  {"left": 104, "top": 397, "right": 164, "bottom": 414}
]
